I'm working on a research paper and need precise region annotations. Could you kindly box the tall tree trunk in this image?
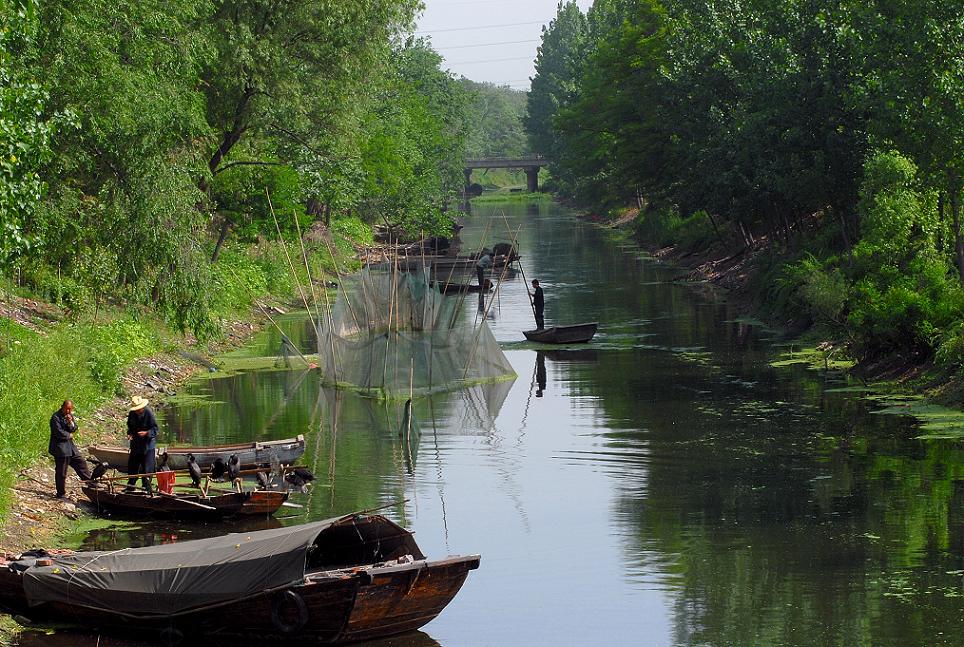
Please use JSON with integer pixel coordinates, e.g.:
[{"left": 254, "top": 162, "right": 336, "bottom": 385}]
[
  {"left": 201, "top": 85, "right": 255, "bottom": 190},
  {"left": 705, "top": 211, "right": 723, "bottom": 244},
  {"left": 836, "top": 206, "right": 852, "bottom": 257},
  {"left": 211, "top": 216, "right": 232, "bottom": 263},
  {"left": 951, "top": 175, "right": 964, "bottom": 283},
  {"left": 937, "top": 192, "right": 945, "bottom": 254},
  {"left": 780, "top": 211, "right": 793, "bottom": 249}
]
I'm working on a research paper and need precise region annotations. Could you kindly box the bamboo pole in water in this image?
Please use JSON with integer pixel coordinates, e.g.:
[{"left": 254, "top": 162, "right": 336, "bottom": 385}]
[{"left": 266, "top": 188, "right": 317, "bottom": 333}]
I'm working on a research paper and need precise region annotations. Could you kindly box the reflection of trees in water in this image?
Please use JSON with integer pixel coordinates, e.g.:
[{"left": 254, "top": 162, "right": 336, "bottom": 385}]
[
  {"left": 302, "top": 379, "right": 515, "bottom": 528},
  {"left": 564, "top": 346, "right": 964, "bottom": 645}
]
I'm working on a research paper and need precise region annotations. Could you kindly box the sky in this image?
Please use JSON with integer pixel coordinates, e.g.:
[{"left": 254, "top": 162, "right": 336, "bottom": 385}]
[{"left": 416, "top": 0, "right": 595, "bottom": 91}]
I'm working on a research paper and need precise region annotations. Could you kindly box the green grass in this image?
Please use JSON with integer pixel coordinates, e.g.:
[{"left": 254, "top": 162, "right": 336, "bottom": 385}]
[
  {"left": 471, "top": 191, "right": 553, "bottom": 204},
  {"left": 0, "top": 317, "right": 160, "bottom": 517}
]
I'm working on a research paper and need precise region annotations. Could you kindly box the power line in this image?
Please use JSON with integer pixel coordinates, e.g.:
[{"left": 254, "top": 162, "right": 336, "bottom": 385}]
[
  {"left": 446, "top": 56, "right": 535, "bottom": 65},
  {"left": 435, "top": 39, "right": 540, "bottom": 50},
  {"left": 416, "top": 20, "right": 546, "bottom": 34}
]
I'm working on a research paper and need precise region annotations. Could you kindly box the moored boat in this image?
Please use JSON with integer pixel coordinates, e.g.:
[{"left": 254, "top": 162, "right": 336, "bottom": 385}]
[
  {"left": 0, "top": 513, "right": 480, "bottom": 644},
  {"left": 81, "top": 482, "right": 288, "bottom": 519},
  {"left": 523, "top": 322, "right": 598, "bottom": 344},
  {"left": 433, "top": 280, "right": 491, "bottom": 294},
  {"left": 87, "top": 435, "right": 306, "bottom": 473}
]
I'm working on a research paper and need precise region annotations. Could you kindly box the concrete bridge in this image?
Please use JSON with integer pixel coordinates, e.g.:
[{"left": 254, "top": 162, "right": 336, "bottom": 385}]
[{"left": 464, "top": 156, "right": 548, "bottom": 192}]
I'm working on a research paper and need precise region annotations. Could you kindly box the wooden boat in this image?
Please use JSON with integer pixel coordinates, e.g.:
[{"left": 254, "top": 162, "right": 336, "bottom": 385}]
[
  {"left": 523, "top": 322, "right": 599, "bottom": 344},
  {"left": 87, "top": 435, "right": 306, "bottom": 473},
  {"left": 368, "top": 254, "right": 518, "bottom": 274},
  {"left": 0, "top": 513, "right": 480, "bottom": 644},
  {"left": 81, "top": 482, "right": 289, "bottom": 519},
  {"left": 432, "top": 281, "right": 491, "bottom": 294}
]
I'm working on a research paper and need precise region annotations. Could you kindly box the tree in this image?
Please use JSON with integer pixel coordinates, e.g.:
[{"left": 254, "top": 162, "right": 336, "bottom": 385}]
[
  {"left": 462, "top": 80, "right": 529, "bottom": 158},
  {"left": 0, "top": 0, "right": 58, "bottom": 265},
  {"left": 525, "top": 1, "right": 588, "bottom": 159}
]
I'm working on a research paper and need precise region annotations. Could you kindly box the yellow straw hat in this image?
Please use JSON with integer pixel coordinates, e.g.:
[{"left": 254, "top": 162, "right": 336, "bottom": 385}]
[{"left": 128, "top": 395, "right": 149, "bottom": 411}]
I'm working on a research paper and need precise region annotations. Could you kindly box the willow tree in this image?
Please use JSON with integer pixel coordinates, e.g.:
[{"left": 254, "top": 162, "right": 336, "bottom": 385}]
[{"left": 201, "top": 0, "right": 421, "bottom": 234}]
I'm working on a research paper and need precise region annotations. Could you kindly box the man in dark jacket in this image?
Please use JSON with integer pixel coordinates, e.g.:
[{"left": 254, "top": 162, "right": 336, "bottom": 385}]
[
  {"left": 531, "top": 279, "right": 545, "bottom": 329},
  {"left": 49, "top": 400, "right": 91, "bottom": 498},
  {"left": 126, "top": 395, "right": 159, "bottom": 491},
  {"left": 476, "top": 250, "right": 493, "bottom": 289}
]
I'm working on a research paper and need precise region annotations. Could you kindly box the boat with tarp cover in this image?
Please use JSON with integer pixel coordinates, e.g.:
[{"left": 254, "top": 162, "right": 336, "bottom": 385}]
[{"left": 0, "top": 513, "right": 479, "bottom": 644}]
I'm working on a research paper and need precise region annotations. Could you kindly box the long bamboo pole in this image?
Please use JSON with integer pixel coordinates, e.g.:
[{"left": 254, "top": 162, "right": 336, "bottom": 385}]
[{"left": 266, "top": 189, "right": 317, "bottom": 333}]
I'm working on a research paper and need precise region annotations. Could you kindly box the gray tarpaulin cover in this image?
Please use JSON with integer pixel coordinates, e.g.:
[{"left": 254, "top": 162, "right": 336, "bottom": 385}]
[{"left": 22, "top": 518, "right": 340, "bottom": 617}]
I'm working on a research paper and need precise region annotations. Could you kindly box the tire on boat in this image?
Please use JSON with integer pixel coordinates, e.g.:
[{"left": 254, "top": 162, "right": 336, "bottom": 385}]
[
  {"left": 271, "top": 589, "right": 309, "bottom": 634},
  {"left": 160, "top": 625, "right": 184, "bottom": 646}
]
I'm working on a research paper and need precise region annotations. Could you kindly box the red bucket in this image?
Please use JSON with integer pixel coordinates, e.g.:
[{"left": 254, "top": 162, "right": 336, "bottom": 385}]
[{"left": 156, "top": 471, "right": 176, "bottom": 494}]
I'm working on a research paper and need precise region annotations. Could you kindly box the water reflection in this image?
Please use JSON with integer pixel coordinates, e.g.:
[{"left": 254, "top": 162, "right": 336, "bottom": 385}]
[{"left": 535, "top": 351, "right": 546, "bottom": 398}]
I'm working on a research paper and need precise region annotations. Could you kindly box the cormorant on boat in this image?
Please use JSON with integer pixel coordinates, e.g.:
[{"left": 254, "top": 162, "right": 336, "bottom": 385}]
[
  {"left": 88, "top": 460, "right": 110, "bottom": 481},
  {"left": 210, "top": 457, "right": 227, "bottom": 481},
  {"left": 255, "top": 470, "right": 270, "bottom": 490},
  {"left": 187, "top": 454, "right": 202, "bottom": 488},
  {"left": 284, "top": 468, "right": 315, "bottom": 493},
  {"left": 226, "top": 455, "right": 240, "bottom": 482},
  {"left": 157, "top": 452, "right": 171, "bottom": 472}
]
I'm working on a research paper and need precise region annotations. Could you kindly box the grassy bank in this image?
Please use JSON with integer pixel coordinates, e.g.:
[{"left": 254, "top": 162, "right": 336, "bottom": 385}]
[
  {"left": 471, "top": 191, "right": 554, "bottom": 204},
  {"left": 0, "top": 220, "right": 367, "bottom": 523}
]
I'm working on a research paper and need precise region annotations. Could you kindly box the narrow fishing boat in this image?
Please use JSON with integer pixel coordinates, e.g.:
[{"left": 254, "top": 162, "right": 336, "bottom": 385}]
[
  {"left": 433, "top": 281, "right": 491, "bottom": 294},
  {"left": 87, "top": 435, "right": 306, "bottom": 473},
  {"left": 523, "top": 322, "right": 598, "bottom": 344},
  {"left": 81, "top": 482, "right": 288, "bottom": 519},
  {"left": 0, "top": 514, "right": 480, "bottom": 644}
]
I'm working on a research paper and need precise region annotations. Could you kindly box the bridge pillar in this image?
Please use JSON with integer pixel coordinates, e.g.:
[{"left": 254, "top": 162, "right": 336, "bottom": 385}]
[
  {"left": 525, "top": 167, "right": 539, "bottom": 192},
  {"left": 464, "top": 168, "right": 472, "bottom": 189}
]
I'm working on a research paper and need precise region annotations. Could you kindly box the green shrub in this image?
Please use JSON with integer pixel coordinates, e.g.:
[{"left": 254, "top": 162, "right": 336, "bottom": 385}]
[
  {"left": 84, "top": 319, "right": 160, "bottom": 392},
  {"left": 777, "top": 254, "right": 848, "bottom": 325},
  {"left": 634, "top": 207, "right": 682, "bottom": 246},
  {"left": 848, "top": 256, "right": 964, "bottom": 356}
]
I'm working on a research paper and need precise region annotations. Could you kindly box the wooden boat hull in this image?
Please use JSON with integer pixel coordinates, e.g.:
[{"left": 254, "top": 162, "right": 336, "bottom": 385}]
[
  {"left": 339, "top": 555, "right": 481, "bottom": 643},
  {"left": 523, "top": 322, "right": 598, "bottom": 344},
  {"left": 0, "top": 567, "right": 360, "bottom": 643},
  {"left": 88, "top": 435, "right": 306, "bottom": 473},
  {"left": 433, "top": 281, "right": 490, "bottom": 294},
  {"left": 82, "top": 484, "right": 288, "bottom": 519}
]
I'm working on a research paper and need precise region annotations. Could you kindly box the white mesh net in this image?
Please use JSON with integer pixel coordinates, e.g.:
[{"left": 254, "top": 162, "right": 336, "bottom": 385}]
[{"left": 316, "top": 266, "right": 515, "bottom": 398}]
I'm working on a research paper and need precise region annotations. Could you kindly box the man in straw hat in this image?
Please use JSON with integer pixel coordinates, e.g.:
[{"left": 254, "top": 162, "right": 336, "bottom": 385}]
[{"left": 126, "top": 395, "right": 158, "bottom": 492}]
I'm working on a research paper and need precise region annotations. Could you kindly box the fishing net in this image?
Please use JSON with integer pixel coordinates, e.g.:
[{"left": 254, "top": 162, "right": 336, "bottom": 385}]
[{"left": 316, "top": 266, "right": 515, "bottom": 398}]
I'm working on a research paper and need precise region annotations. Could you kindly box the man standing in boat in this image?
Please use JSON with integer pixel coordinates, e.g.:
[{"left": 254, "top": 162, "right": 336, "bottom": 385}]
[
  {"left": 531, "top": 279, "right": 545, "bottom": 329},
  {"left": 476, "top": 249, "right": 493, "bottom": 289},
  {"left": 48, "top": 400, "right": 92, "bottom": 498},
  {"left": 126, "top": 395, "right": 158, "bottom": 492}
]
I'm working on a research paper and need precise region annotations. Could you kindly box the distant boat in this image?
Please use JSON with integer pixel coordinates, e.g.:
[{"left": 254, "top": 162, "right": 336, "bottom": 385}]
[
  {"left": 523, "top": 323, "right": 598, "bottom": 344},
  {"left": 81, "top": 482, "right": 288, "bottom": 519},
  {"left": 88, "top": 435, "right": 306, "bottom": 473},
  {"left": 0, "top": 513, "right": 480, "bottom": 643},
  {"left": 433, "top": 280, "right": 492, "bottom": 294}
]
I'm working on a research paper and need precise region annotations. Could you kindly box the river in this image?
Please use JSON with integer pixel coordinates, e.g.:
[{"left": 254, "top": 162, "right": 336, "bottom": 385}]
[{"left": 16, "top": 199, "right": 963, "bottom": 646}]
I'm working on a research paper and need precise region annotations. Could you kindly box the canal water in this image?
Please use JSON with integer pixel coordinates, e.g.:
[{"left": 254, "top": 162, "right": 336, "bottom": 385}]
[{"left": 17, "top": 200, "right": 963, "bottom": 646}]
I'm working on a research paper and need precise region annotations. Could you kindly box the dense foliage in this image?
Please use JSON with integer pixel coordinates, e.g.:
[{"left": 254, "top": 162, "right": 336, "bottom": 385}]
[
  {"left": 462, "top": 80, "right": 529, "bottom": 159},
  {"left": 528, "top": 0, "right": 964, "bottom": 365},
  {"left": 0, "top": 2, "right": 471, "bottom": 336}
]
